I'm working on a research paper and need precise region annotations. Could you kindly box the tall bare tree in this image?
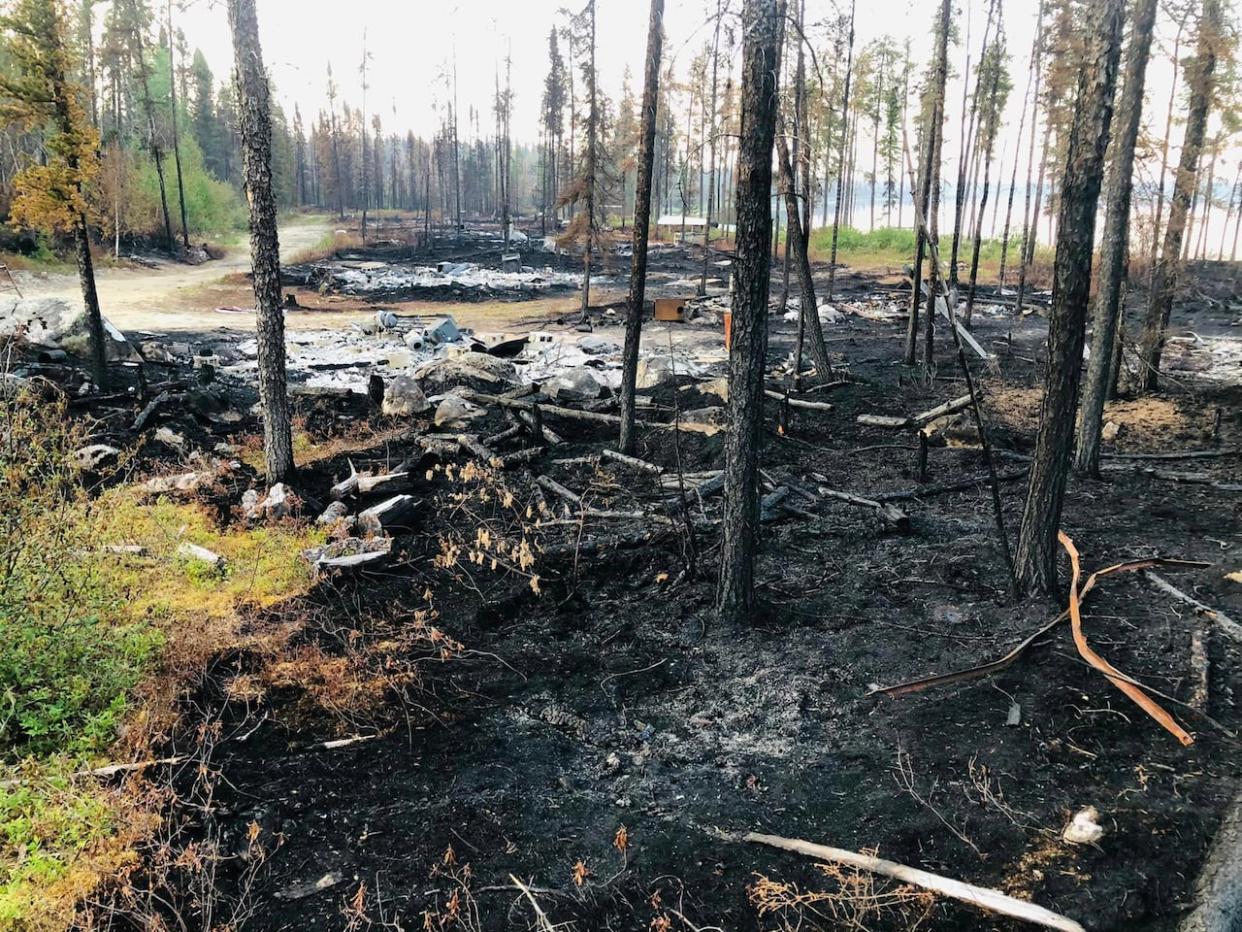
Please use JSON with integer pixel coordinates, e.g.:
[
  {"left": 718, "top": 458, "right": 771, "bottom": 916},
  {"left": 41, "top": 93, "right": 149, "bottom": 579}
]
[
  {"left": 2, "top": 0, "right": 108, "bottom": 385},
  {"left": 164, "top": 0, "right": 189, "bottom": 249},
  {"left": 1014, "top": 0, "right": 1124, "bottom": 593},
  {"left": 777, "top": 121, "right": 833, "bottom": 386},
  {"left": 825, "top": 0, "right": 856, "bottom": 302},
  {"left": 227, "top": 0, "right": 294, "bottom": 483},
  {"left": 125, "top": 0, "right": 174, "bottom": 252},
  {"left": 618, "top": 0, "right": 664, "bottom": 456},
  {"left": 717, "top": 0, "right": 780, "bottom": 626},
  {"left": 919, "top": 0, "right": 951, "bottom": 371},
  {"left": 1139, "top": 0, "right": 1223, "bottom": 391},
  {"left": 1073, "top": 0, "right": 1158, "bottom": 476}
]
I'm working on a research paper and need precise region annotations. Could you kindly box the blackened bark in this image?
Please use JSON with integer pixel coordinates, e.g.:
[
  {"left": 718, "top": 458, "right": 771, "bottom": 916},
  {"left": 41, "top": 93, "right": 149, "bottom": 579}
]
[
  {"left": 963, "top": 52, "right": 1003, "bottom": 327},
  {"left": 699, "top": 0, "right": 723, "bottom": 298},
  {"left": 717, "top": 0, "right": 779, "bottom": 626},
  {"left": 228, "top": 0, "right": 294, "bottom": 484},
  {"left": 618, "top": 0, "right": 664, "bottom": 455},
  {"left": 73, "top": 218, "right": 107, "bottom": 387},
  {"left": 45, "top": 20, "right": 108, "bottom": 389},
  {"left": 1015, "top": 0, "right": 1124, "bottom": 594},
  {"left": 1000, "top": 2, "right": 1044, "bottom": 290},
  {"left": 922, "top": 0, "right": 951, "bottom": 372},
  {"left": 579, "top": 1, "right": 598, "bottom": 321},
  {"left": 128, "top": 3, "right": 174, "bottom": 253},
  {"left": 167, "top": 0, "right": 190, "bottom": 249},
  {"left": 776, "top": 121, "right": 833, "bottom": 383},
  {"left": 1074, "top": 0, "right": 1157, "bottom": 476},
  {"left": 825, "top": 0, "right": 855, "bottom": 302},
  {"left": 1138, "top": 0, "right": 1221, "bottom": 392},
  {"left": 904, "top": 123, "right": 934, "bottom": 366}
]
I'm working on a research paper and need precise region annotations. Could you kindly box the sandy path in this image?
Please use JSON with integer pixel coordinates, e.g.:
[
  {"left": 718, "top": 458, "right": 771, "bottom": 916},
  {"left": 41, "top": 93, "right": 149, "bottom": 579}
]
[{"left": 11, "top": 218, "right": 333, "bottom": 333}]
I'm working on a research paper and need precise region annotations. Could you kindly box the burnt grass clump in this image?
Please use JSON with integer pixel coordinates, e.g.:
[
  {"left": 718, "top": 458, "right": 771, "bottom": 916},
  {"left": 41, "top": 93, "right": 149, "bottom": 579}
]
[{"left": 88, "top": 261, "right": 1240, "bottom": 931}]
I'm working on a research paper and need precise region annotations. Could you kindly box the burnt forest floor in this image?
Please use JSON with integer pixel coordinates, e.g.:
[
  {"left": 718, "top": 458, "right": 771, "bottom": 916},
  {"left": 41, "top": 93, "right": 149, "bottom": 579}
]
[{"left": 82, "top": 252, "right": 1241, "bottom": 932}]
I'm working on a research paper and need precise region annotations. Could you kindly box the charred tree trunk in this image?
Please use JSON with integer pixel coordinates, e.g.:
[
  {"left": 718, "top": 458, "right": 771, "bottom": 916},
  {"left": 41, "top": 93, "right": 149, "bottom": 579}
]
[
  {"left": 1150, "top": 18, "right": 1186, "bottom": 266},
  {"left": 825, "top": 0, "right": 856, "bottom": 302},
  {"left": 717, "top": 0, "right": 780, "bottom": 626},
  {"left": 228, "top": 0, "right": 294, "bottom": 484},
  {"left": 921, "top": 0, "right": 951, "bottom": 372},
  {"left": 1015, "top": 0, "right": 1123, "bottom": 594},
  {"left": 128, "top": 2, "right": 174, "bottom": 253},
  {"left": 698, "top": 0, "right": 723, "bottom": 297},
  {"left": 962, "top": 44, "right": 1003, "bottom": 327},
  {"left": 998, "top": 4, "right": 1043, "bottom": 290},
  {"left": 619, "top": 0, "right": 664, "bottom": 456},
  {"left": 73, "top": 218, "right": 107, "bottom": 388},
  {"left": 1074, "top": 0, "right": 1157, "bottom": 476},
  {"left": 904, "top": 117, "right": 935, "bottom": 367},
  {"left": 165, "top": 0, "right": 188, "bottom": 249},
  {"left": 777, "top": 118, "right": 833, "bottom": 384},
  {"left": 1138, "top": 0, "right": 1221, "bottom": 392},
  {"left": 579, "top": 1, "right": 598, "bottom": 322}
]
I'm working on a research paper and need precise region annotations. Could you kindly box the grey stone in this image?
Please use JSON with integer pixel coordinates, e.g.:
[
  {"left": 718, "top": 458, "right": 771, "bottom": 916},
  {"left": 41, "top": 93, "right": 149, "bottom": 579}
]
[
  {"left": 0, "top": 297, "right": 136, "bottom": 362},
  {"left": 381, "top": 375, "right": 429, "bottom": 416}
]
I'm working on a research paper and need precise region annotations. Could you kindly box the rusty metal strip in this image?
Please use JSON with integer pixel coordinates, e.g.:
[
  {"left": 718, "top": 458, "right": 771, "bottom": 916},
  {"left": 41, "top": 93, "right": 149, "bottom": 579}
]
[
  {"left": 869, "top": 557, "right": 1209, "bottom": 699},
  {"left": 1060, "top": 532, "right": 1194, "bottom": 747}
]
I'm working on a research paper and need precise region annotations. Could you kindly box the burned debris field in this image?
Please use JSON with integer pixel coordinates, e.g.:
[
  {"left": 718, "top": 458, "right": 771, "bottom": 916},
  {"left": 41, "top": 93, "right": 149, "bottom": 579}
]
[
  {"left": 7, "top": 229, "right": 1238, "bottom": 931},
  {"left": 3, "top": 0, "right": 1242, "bottom": 929}
]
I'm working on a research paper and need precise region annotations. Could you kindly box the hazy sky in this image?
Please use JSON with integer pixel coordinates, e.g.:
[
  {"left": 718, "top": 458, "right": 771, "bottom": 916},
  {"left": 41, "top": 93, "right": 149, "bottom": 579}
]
[
  {"left": 167, "top": 0, "right": 1231, "bottom": 219},
  {"left": 172, "top": 0, "right": 1051, "bottom": 141}
]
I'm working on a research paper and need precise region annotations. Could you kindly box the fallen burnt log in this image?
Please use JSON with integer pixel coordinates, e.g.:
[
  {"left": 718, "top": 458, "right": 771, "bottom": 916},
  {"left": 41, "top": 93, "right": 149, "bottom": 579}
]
[{"left": 856, "top": 392, "right": 976, "bottom": 430}]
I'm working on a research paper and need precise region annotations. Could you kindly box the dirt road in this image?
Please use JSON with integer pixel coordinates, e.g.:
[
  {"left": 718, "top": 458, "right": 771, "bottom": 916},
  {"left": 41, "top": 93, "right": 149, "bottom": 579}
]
[{"left": 11, "top": 218, "right": 334, "bottom": 333}]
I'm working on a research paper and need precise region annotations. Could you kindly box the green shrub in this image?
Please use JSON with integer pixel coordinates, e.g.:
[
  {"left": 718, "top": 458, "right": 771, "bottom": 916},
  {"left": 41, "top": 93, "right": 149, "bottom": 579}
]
[{"left": 0, "top": 394, "right": 159, "bottom": 760}]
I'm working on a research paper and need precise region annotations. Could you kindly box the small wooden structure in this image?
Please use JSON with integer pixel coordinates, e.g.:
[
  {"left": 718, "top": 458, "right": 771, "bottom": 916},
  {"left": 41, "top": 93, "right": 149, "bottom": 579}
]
[{"left": 653, "top": 297, "right": 689, "bottom": 322}]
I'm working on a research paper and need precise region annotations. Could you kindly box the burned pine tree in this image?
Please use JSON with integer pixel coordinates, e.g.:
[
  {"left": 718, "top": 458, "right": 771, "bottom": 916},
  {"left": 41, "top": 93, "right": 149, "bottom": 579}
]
[
  {"left": 717, "top": 0, "right": 780, "bottom": 627},
  {"left": 1, "top": 0, "right": 109, "bottom": 386},
  {"left": 326, "top": 63, "right": 346, "bottom": 220},
  {"left": 1014, "top": 0, "right": 1124, "bottom": 594},
  {"left": 541, "top": 36, "right": 565, "bottom": 235},
  {"left": 1138, "top": 0, "right": 1223, "bottom": 392},
  {"left": 124, "top": 0, "right": 175, "bottom": 253},
  {"left": 227, "top": 0, "right": 294, "bottom": 484},
  {"left": 908, "top": 0, "right": 950, "bottom": 371},
  {"left": 699, "top": 0, "right": 724, "bottom": 298},
  {"left": 164, "top": 0, "right": 190, "bottom": 249},
  {"left": 825, "top": 0, "right": 856, "bottom": 303},
  {"left": 359, "top": 31, "right": 371, "bottom": 242},
  {"left": 557, "top": 0, "right": 600, "bottom": 323},
  {"left": 962, "top": 16, "right": 1010, "bottom": 327},
  {"left": 998, "top": 1, "right": 1045, "bottom": 290},
  {"left": 618, "top": 0, "right": 665, "bottom": 457},
  {"left": 776, "top": 121, "right": 834, "bottom": 386},
  {"left": 1074, "top": 0, "right": 1158, "bottom": 476}
]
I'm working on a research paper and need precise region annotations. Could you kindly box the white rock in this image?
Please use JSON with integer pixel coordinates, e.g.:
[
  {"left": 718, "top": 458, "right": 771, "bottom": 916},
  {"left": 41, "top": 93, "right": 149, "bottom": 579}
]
[
  {"left": 177, "top": 541, "right": 225, "bottom": 568},
  {"left": 818, "top": 303, "right": 844, "bottom": 324},
  {"left": 578, "top": 335, "right": 619, "bottom": 355},
  {"left": 146, "top": 471, "right": 206, "bottom": 495},
  {"left": 1062, "top": 806, "right": 1105, "bottom": 844},
  {"left": 546, "top": 368, "right": 604, "bottom": 402},
  {"left": 382, "top": 375, "right": 430, "bottom": 416},
  {"left": 0, "top": 297, "right": 137, "bottom": 361},
  {"left": 636, "top": 355, "right": 679, "bottom": 389},
  {"left": 434, "top": 395, "right": 484, "bottom": 428},
  {"left": 415, "top": 352, "right": 519, "bottom": 393},
  {"left": 154, "top": 426, "right": 186, "bottom": 449},
  {"left": 74, "top": 444, "right": 121, "bottom": 470}
]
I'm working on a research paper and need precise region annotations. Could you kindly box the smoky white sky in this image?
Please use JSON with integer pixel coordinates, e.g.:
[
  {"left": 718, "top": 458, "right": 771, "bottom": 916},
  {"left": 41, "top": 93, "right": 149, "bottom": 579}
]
[
  {"left": 165, "top": 0, "right": 1230, "bottom": 200},
  {"left": 169, "top": 1, "right": 1155, "bottom": 128}
]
